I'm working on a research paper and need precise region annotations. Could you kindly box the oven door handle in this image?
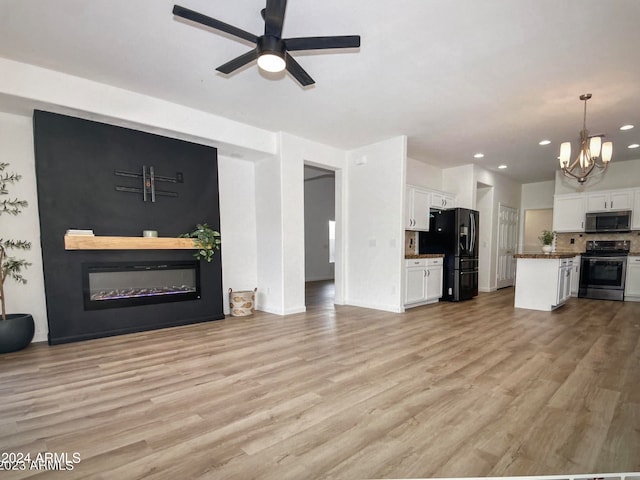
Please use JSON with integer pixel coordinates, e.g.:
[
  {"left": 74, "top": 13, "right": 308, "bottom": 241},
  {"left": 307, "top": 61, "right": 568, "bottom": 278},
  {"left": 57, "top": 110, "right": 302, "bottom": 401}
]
[{"left": 585, "top": 256, "right": 627, "bottom": 263}]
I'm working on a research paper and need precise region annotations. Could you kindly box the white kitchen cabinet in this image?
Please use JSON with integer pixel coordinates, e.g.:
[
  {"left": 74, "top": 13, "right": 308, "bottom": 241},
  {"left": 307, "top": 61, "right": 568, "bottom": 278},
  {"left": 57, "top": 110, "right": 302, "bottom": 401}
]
[
  {"left": 426, "top": 258, "right": 444, "bottom": 302},
  {"left": 405, "top": 257, "right": 443, "bottom": 307},
  {"left": 625, "top": 256, "right": 640, "bottom": 301},
  {"left": 570, "top": 255, "right": 581, "bottom": 297},
  {"left": 553, "top": 194, "right": 586, "bottom": 232},
  {"left": 586, "top": 189, "right": 633, "bottom": 212},
  {"left": 430, "top": 191, "right": 455, "bottom": 210},
  {"left": 633, "top": 189, "right": 640, "bottom": 230},
  {"left": 405, "top": 259, "right": 428, "bottom": 305},
  {"left": 557, "top": 258, "right": 573, "bottom": 306},
  {"left": 514, "top": 256, "right": 573, "bottom": 311},
  {"left": 405, "top": 186, "right": 431, "bottom": 231}
]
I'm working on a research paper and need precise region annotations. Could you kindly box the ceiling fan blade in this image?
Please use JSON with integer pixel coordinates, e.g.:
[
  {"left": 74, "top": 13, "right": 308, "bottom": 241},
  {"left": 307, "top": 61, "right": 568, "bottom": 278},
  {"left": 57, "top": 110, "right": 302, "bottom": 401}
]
[
  {"left": 284, "top": 35, "right": 361, "bottom": 51},
  {"left": 216, "top": 49, "right": 259, "bottom": 74},
  {"left": 264, "top": 0, "right": 287, "bottom": 38},
  {"left": 173, "top": 5, "right": 258, "bottom": 44},
  {"left": 285, "top": 53, "right": 314, "bottom": 86}
]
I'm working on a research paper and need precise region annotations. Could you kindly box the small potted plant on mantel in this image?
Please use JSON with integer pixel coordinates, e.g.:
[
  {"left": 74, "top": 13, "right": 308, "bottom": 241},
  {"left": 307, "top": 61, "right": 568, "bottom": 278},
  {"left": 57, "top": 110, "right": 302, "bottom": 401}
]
[
  {"left": 0, "top": 162, "right": 35, "bottom": 353},
  {"left": 538, "top": 229, "right": 555, "bottom": 254},
  {"left": 179, "top": 223, "right": 221, "bottom": 262}
]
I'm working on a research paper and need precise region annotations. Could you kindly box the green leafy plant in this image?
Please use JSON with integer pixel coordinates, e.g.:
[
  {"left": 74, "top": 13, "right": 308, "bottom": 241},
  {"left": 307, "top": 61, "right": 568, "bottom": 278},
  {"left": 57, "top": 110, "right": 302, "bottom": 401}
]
[
  {"left": 0, "top": 162, "right": 32, "bottom": 320},
  {"left": 179, "top": 223, "right": 221, "bottom": 262},
  {"left": 538, "top": 229, "right": 555, "bottom": 246}
]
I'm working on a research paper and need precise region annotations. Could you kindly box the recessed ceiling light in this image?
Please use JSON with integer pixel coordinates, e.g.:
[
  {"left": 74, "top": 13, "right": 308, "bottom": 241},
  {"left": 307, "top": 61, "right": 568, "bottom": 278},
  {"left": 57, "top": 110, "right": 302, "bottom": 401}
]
[
  {"left": 473, "top": 153, "right": 484, "bottom": 158},
  {"left": 539, "top": 140, "right": 551, "bottom": 145},
  {"left": 628, "top": 144, "right": 640, "bottom": 149},
  {"left": 620, "top": 125, "right": 634, "bottom": 131},
  {"left": 498, "top": 165, "right": 507, "bottom": 169}
]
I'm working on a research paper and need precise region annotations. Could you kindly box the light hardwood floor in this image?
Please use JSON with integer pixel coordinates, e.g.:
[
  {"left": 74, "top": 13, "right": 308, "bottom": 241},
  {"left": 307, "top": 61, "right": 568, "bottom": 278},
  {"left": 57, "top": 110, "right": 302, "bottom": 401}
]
[{"left": 1, "top": 288, "right": 639, "bottom": 479}]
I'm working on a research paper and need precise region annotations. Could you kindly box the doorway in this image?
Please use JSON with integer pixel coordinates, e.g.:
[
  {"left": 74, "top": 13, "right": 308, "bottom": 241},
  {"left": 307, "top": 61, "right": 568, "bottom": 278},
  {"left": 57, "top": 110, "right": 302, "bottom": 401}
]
[
  {"left": 496, "top": 203, "right": 519, "bottom": 289},
  {"left": 523, "top": 209, "right": 553, "bottom": 253},
  {"left": 304, "top": 165, "right": 336, "bottom": 309}
]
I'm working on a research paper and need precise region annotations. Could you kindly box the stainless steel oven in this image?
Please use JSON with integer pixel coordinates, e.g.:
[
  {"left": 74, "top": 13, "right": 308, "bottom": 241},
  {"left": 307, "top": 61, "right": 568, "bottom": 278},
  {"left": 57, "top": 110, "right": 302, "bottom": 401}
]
[{"left": 578, "top": 240, "right": 629, "bottom": 301}]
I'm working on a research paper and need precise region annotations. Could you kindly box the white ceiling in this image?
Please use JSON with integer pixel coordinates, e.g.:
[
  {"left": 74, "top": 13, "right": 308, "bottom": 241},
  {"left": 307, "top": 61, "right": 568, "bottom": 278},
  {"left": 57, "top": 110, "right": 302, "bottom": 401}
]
[{"left": 1, "top": 0, "right": 639, "bottom": 184}]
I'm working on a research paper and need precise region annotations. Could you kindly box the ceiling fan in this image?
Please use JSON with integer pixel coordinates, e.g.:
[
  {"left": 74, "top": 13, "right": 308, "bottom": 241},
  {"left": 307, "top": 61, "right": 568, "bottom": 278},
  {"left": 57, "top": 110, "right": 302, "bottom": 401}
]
[{"left": 172, "top": 1, "right": 361, "bottom": 86}]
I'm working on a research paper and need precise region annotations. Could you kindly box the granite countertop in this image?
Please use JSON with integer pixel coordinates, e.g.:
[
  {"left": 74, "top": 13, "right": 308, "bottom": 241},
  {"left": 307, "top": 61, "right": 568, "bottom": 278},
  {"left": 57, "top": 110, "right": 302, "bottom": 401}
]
[
  {"left": 405, "top": 253, "right": 445, "bottom": 259},
  {"left": 513, "top": 252, "right": 578, "bottom": 259},
  {"left": 629, "top": 251, "right": 640, "bottom": 256}
]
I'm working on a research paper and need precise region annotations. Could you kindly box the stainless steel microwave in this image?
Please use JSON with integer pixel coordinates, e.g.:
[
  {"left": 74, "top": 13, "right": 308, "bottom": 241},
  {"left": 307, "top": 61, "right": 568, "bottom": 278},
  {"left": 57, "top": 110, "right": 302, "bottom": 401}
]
[{"left": 584, "top": 210, "right": 631, "bottom": 233}]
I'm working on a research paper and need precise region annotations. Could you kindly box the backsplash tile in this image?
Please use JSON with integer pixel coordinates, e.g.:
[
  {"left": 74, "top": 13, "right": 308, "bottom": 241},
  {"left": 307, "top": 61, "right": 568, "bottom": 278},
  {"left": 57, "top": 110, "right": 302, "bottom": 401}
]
[
  {"left": 405, "top": 230, "right": 418, "bottom": 255},
  {"left": 555, "top": 231, "right": 640, "bottom": 253}
]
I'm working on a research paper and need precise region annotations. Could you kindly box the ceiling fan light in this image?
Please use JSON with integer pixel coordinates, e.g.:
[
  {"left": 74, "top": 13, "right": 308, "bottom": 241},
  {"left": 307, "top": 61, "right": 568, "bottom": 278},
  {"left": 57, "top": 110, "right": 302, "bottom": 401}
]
[
  {"left": 257, "top": 52, "right": 286, "bottom": 73},
  {"left": 602, "top": 142, "right": 613, "bottom": 162}
]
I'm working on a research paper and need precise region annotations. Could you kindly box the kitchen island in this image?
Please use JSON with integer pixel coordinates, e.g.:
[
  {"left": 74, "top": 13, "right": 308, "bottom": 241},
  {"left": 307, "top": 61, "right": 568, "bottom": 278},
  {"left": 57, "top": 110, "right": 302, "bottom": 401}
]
[{"left": 513, "top": 253, "right": 576, "bottom": 311}]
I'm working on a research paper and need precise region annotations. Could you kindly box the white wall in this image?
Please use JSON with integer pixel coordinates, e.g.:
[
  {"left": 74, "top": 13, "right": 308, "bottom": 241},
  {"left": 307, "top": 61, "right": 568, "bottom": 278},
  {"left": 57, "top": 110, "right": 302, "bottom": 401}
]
[
  {"left": 218, "top": 155, "right": 258, "bottom": 314},
  {"left": 304, "top": 174, "right": 335, "bottom": 281},
  {"left": 254, "top": 154, "right": 285, "bottom": 314},
  {"left": 442, "top": 164, "right": 476, "bottom": 209},
  {"left": 345, "top": 136, "right": 406, "bottom": 312},
  {"left": 0, "top": 58, "right": 276, "bottom": 157},
  {"left": 406, "top": 157, "right": 443, "bottom": 190},
  {"left": 0, "top": 112, "right": 48, "bottom": 341},
  {"left": 554, "top": 158, "right": 640, "bottom": 194},
  {"left": 521, "top": 180, "right": 555, "bottom": 209}
]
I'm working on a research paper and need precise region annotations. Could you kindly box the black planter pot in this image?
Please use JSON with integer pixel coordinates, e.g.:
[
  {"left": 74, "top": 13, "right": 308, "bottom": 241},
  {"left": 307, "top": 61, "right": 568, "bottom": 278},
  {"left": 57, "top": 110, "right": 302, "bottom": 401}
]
[{"left": 0, "top": 313, "right": 35, "bottom": 354}]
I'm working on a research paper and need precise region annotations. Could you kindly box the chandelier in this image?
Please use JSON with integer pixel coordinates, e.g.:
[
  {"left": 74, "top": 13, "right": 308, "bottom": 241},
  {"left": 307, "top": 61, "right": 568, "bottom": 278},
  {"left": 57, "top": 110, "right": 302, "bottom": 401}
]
[{"left": 559, "top": 93, "right": 612, "bottom": 184}]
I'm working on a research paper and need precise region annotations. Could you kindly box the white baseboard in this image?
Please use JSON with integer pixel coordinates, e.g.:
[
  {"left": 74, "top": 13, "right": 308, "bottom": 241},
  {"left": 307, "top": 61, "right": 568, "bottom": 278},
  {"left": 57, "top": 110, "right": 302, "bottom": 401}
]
[
  {"left": 344, "top": 299, "right": 403, "bottom": 313},
  {"left": 479, "top": 286, "right": 497, "bottom": 293},
  {"left": 256, "top": 305, "right": 306, "bottom": 315},
  {"left": 33, "top": 332, "right": 48, "bottom": 343}
]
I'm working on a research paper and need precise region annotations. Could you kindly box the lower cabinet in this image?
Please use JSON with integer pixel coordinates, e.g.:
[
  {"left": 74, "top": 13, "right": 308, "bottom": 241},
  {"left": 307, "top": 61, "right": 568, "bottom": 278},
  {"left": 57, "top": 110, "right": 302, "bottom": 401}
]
[
  {"left": 405, "top": 257, "right": 443, "bottom": 308},
  {"left": 625, "top": 256, "right": 640, "bottom": 302},
  {"left": 514, "top": 257, "right": 573, "bottom": 311},
  {"left": 570, "top": 255, "right": 581, "bottom": 297}
]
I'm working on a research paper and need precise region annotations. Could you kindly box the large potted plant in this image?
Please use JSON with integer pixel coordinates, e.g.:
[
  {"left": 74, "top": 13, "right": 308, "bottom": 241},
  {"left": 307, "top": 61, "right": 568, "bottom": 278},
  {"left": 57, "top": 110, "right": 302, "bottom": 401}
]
[{"left": 0, "top": 162, "right": 35, "bottom": 353}]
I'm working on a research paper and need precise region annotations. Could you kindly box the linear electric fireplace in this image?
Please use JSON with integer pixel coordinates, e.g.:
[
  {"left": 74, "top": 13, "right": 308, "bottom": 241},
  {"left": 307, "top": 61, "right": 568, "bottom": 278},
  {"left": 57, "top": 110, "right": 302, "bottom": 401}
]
[{"left": 82, "top": 261, "right": 201, "bottom": 310}]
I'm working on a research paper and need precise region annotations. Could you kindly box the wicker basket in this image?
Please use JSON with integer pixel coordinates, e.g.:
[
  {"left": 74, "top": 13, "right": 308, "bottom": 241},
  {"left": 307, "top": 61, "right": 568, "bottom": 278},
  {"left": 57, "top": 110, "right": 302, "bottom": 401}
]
[{"left": 229, "top": 288, "right": 257, "bottom": 316}]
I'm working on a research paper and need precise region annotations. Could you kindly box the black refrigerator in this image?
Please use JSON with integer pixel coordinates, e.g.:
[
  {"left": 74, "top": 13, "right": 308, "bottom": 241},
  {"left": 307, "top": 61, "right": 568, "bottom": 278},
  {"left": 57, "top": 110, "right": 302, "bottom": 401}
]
[{"left": 419, "top": 208, "right": 479, "bottom": 301}]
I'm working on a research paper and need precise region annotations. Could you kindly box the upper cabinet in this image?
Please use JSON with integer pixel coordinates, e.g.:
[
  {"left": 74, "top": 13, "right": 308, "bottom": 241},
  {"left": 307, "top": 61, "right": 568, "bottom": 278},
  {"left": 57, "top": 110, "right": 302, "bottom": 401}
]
[
  {"left": 553, "top": 194, "right": 586, "bottom": 232},
  {"left": 585, "top": 189, "right": 633, "bottom": 212},
  {"left": 406, "top": 186, "right": 456, "bottom": 231},
  {"left": 405, "top": 186, "right": 431, "bottom": 231},
  {"left": 430, "top": 191, "right": 455, "bottom": 210},
  {"left": 553, "top": 187, "right": 640, "bottom": 232}
]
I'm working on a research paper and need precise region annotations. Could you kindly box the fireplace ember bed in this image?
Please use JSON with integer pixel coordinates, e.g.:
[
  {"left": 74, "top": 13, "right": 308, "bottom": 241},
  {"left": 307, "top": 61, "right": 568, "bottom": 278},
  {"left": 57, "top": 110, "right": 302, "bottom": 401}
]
[{"left": 82, "top": 261, "right": 200, "bottom": 310}]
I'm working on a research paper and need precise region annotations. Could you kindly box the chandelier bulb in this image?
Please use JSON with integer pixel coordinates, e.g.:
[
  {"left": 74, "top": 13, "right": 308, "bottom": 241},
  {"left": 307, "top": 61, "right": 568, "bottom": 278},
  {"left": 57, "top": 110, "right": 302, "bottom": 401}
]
[{"left": 589, "top": 136, "right": 601, "bottom": 158}]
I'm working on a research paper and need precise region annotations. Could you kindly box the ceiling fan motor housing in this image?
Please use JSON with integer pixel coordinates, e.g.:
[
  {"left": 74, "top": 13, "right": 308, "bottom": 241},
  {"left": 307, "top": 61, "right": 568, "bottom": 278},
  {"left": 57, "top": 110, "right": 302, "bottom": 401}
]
[{"left": 258, "top": 35, "right": 285, "bottom": 59}]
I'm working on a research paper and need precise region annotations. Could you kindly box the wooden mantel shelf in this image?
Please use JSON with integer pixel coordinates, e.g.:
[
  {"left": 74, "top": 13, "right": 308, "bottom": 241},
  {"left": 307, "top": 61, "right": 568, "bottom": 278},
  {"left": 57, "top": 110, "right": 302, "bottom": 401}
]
[{"left": 64, "top": 235, "right": 198, "bottom": 250}]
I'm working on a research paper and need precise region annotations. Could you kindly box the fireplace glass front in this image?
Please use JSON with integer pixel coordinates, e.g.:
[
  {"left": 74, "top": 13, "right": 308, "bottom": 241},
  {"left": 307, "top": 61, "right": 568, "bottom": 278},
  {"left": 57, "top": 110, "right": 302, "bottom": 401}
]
[{"left": 82, "top": 261, "right": 200, "bottom": 310}]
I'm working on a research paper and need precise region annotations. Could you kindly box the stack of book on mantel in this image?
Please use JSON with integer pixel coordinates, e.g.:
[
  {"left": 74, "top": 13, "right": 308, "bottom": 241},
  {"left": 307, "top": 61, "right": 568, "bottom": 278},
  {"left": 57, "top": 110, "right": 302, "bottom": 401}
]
[{"left": 66, "top": 229, "right": 94, "bottom": 236}]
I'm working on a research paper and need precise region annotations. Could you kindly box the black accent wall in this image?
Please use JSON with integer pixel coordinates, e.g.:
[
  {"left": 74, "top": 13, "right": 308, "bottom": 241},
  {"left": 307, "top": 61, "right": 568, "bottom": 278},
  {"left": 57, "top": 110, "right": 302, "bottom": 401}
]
[{"left": 33, "top": 110, "right": 224, "bottom": 344}]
